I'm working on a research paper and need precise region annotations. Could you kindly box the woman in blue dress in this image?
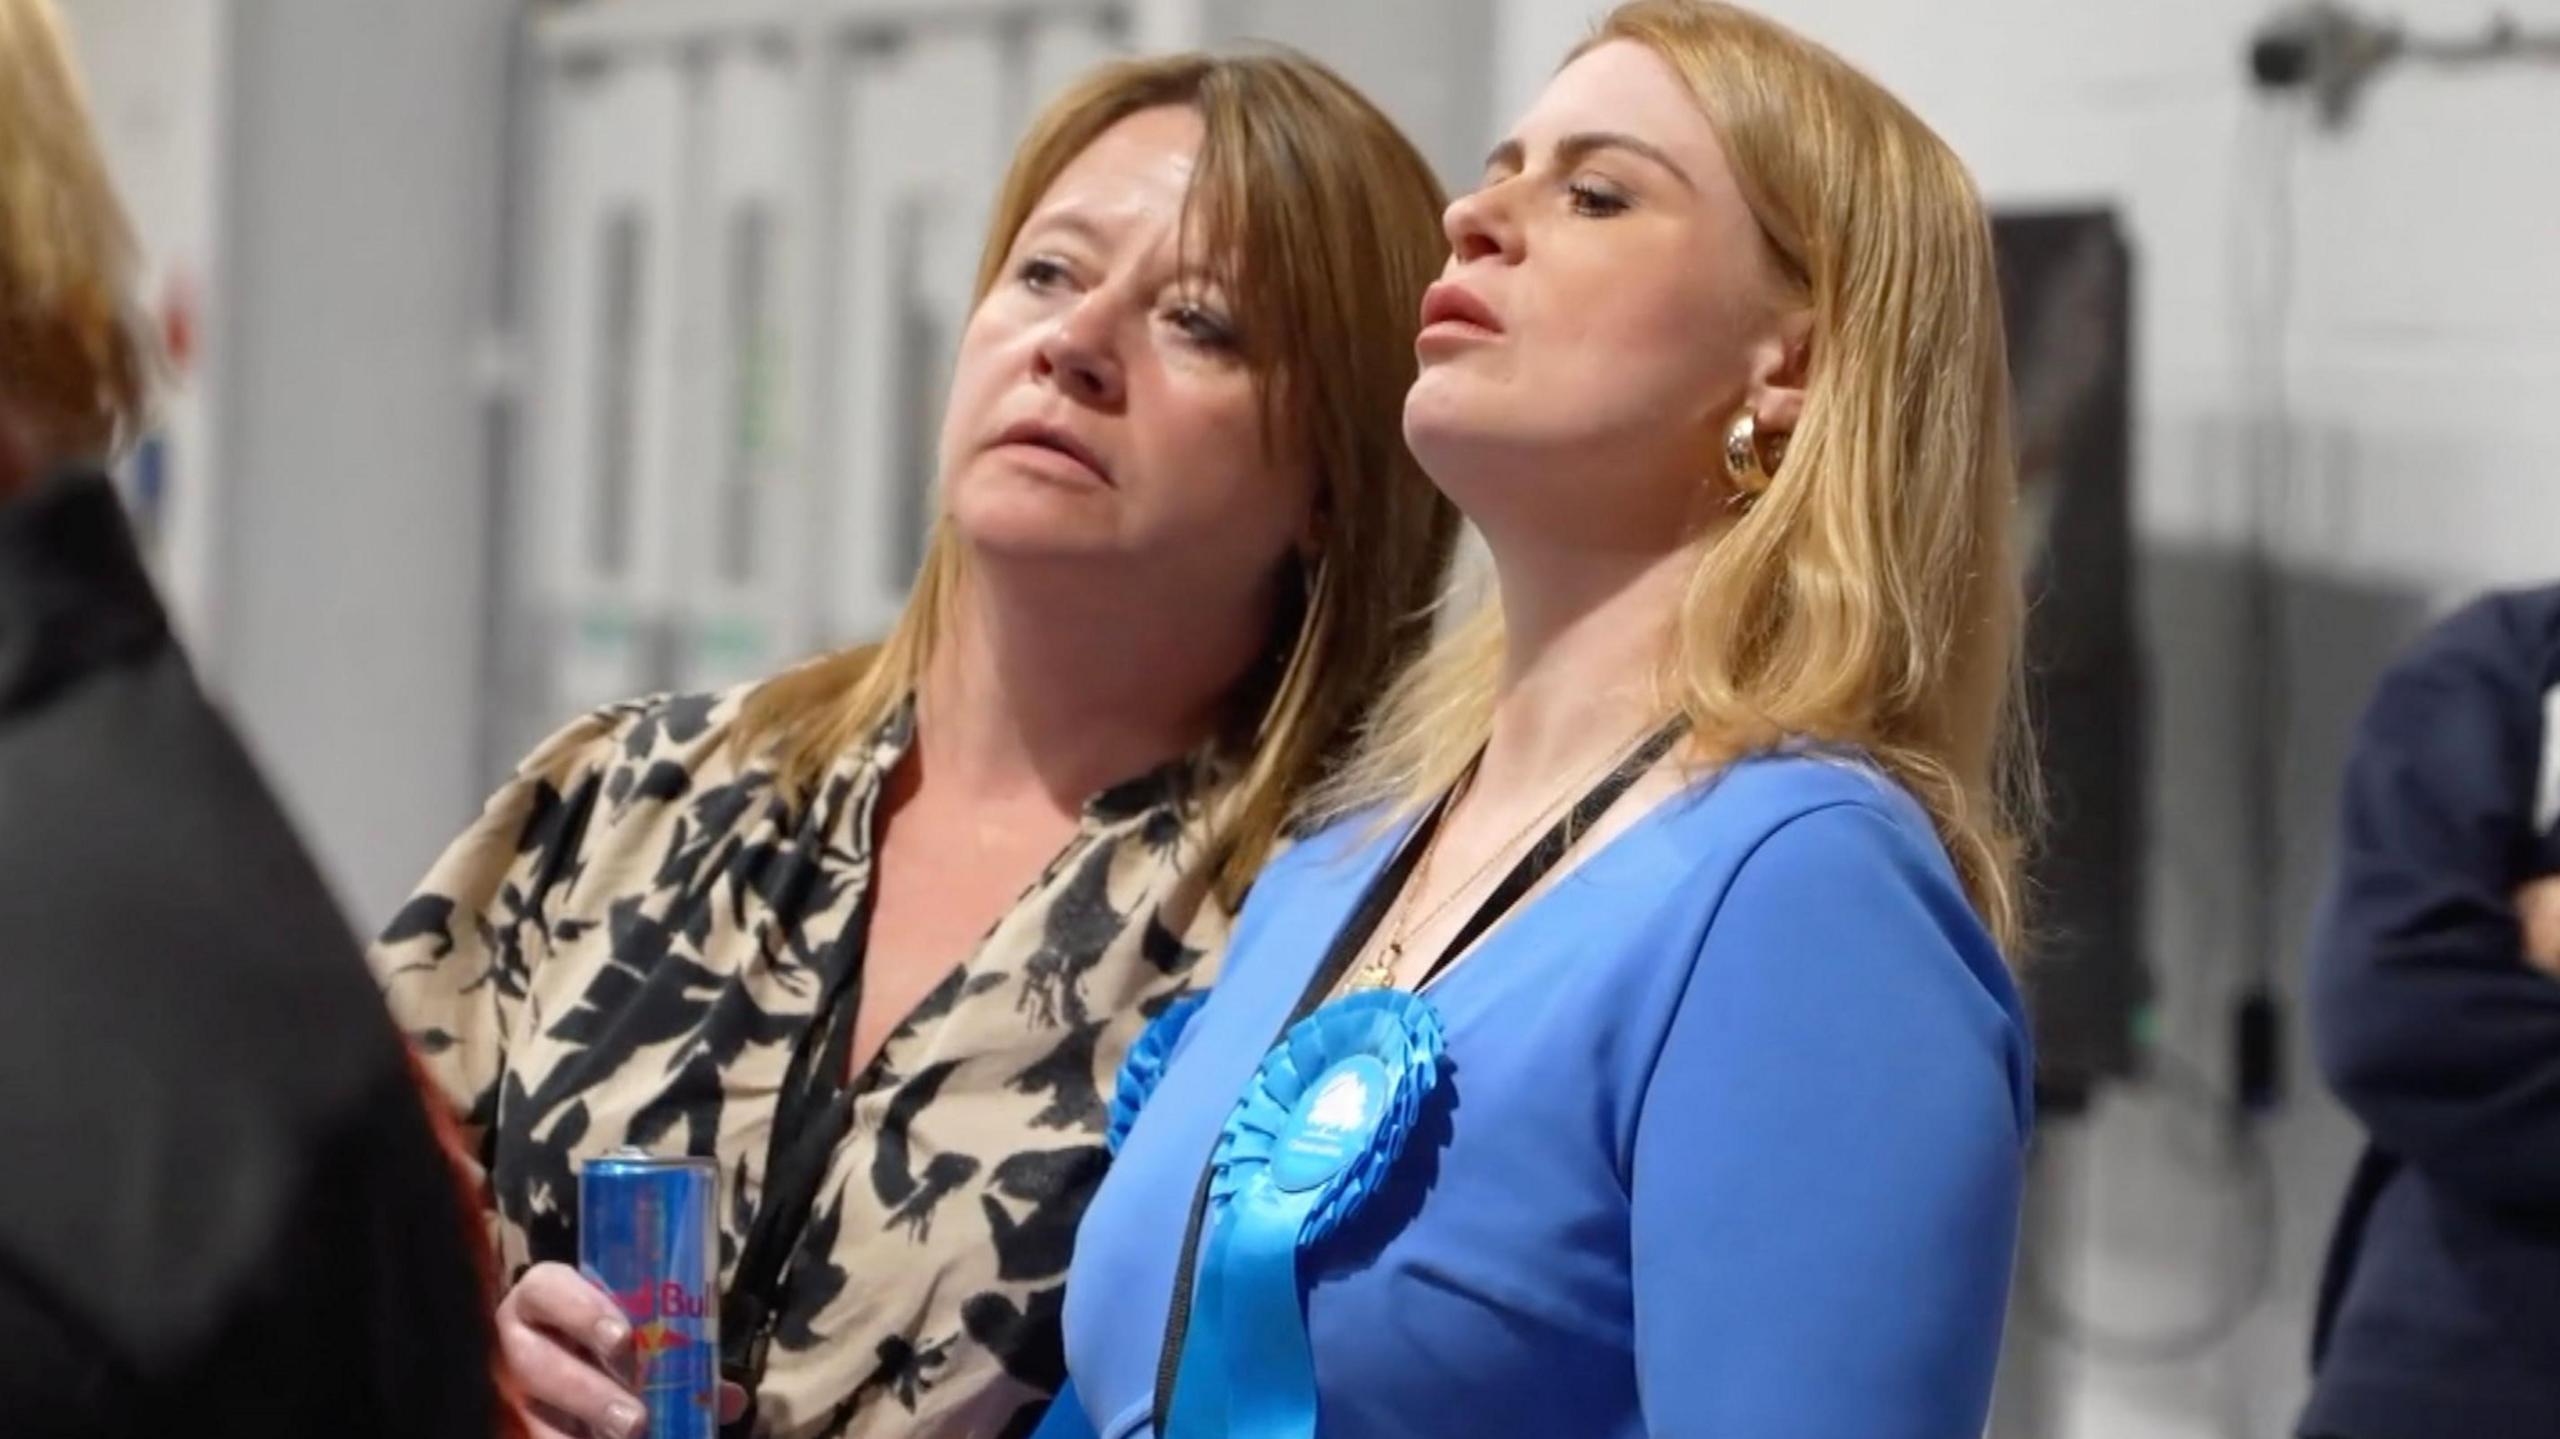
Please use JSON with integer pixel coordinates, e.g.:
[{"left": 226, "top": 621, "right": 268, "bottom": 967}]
[{"left": 1058, "top": 4, "right": 2037, "bottom": 1436}]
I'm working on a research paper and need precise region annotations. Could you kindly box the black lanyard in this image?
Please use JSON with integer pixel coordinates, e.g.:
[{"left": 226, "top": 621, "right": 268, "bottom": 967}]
[
  {"left": 717, "top": 881, "right": 876, "bottom": 1429},
  {"left": 1147, "top": 716, "right": 1690, "bottom": 1426}
]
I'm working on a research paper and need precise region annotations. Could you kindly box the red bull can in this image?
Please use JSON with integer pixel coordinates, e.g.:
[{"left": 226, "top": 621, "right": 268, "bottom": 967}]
[{"left": 580, "top": 1150, "right": 720, "bottom": 1439}]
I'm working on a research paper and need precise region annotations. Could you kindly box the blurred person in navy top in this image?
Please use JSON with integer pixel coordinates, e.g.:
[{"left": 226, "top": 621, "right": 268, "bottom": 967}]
[
  {"left": 1051, "top": 4, "right": 2037, "bottom": 1437},
  {"left": 2299, "top": 586, "right": 2560, "bottom": 1439}
]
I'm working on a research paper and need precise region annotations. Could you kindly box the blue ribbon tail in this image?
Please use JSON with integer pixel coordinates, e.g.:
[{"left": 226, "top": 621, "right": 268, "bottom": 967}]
[
  {"left": 1173, "top": 991, "right": 1444, "bottom": 1439},
  {"left": 1217, "top": 1183, "right": 1324, "bottom": 1439},
  {"left": 1027, "top": 1379, "right": 1099, "bottom": 1439}
]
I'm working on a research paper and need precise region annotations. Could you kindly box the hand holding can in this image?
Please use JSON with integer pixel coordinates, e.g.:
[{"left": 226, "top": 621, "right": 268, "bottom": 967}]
[{"left": 495, "top": 1262, "right": 648, "bottom": 1438}]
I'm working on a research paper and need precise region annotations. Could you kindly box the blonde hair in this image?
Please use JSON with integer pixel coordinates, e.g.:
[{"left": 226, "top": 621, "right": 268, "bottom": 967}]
[
  {"left": 739, "top": 50, "right": 1460, "bottom": 906},
  {"left": 1324, "top": 0, "right": 2035, "bottom": 954},
  {"left": 0, "top": 0, "right": 150, "bottom": 464}
]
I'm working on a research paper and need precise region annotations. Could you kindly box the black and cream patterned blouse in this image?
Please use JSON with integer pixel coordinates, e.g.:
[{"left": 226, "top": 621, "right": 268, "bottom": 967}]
[{"left": 373, "top": 686, "right": 1235, "bottom": 1439}]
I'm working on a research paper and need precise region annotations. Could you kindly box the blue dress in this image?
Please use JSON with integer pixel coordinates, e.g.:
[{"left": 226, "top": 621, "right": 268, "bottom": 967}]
[{"left": 1059, "top": 753, "right": 2033, "bottom": 1439}]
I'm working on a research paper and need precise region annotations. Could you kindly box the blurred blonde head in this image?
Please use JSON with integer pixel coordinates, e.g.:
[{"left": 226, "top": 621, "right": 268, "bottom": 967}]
[
  {"left": 742, "top": 50, "right": 1459, "bottom": 904},
  {"left": 0, "top": 0, "right": 148, "bottom": 477},
  {"left": 1332, "top": 0, "right": 2034, "bottom": 953}
]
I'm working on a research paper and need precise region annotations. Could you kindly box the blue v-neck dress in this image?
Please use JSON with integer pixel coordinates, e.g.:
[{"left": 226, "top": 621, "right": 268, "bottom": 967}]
[{"left": 1058, "top": 752, "right": 2033, "bottom": 1439}]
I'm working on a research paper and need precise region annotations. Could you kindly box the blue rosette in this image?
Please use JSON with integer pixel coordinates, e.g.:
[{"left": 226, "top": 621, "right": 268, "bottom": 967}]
[
  {"left": 1165, "top": 989, "right": 1446, "bottom": 1439},
  {"left": 1106, "top": 992, "right": 1208, "bottom": 1154},
  {"left": 1208, "top": 990, "right": 1444, "bottom": 1240}
]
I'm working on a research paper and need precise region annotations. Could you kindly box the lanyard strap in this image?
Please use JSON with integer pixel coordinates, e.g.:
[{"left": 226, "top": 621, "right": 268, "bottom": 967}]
[
  {"left": 717, "top": 882, "right": 875, "bottom": 1419},
  {"left": 1148, "top": 715, "right": 1690, "bottom": 1427},
  {"left": 1410, "top": 719, "right": 1692, "bottom": 990}
]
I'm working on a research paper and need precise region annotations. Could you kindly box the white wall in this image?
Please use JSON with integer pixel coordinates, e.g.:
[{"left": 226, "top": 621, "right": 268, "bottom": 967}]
[
  {"left": 1202, "top": 0, "right": 1495, "bottom": 185},
  {"left": 1496, "top": 3, "right": 2560, "bottom": 1436},
  {"left": 206, "top": 0, "right": 517, "bottom": 927}
]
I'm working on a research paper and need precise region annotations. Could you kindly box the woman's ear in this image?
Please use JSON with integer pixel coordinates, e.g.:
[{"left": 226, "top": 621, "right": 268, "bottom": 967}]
[{"left": 1748, "top": 308, "right": 1814, "bottom": 437}]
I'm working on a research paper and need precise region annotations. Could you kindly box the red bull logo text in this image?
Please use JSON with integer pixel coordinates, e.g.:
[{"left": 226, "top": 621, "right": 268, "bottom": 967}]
[{"left": 610, "top": 1279, "right": 714, "bottom": 1323}]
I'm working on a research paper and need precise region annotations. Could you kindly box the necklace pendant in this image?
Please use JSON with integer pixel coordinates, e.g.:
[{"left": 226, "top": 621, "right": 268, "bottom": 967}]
[{"left": 1350, "top": 942, "right": 1401, "bottom": 993}]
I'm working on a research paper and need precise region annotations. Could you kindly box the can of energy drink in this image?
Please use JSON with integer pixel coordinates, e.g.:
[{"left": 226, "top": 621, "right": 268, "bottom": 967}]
[{"left": 580, "top": 1150, "right": 721, "bottom": 1439}]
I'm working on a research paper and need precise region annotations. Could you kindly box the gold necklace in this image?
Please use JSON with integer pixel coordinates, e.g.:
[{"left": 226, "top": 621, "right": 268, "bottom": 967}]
[{"left": 1344, "top": 730, "right": 1653, "bottom": 994}]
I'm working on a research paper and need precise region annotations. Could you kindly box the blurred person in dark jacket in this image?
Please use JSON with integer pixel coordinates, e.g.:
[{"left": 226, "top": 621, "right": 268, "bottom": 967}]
[
  {"left": 0, "top": 1, "right": 507, "bottom": 1432},
  {"left": 2302, "top": 585, "right": 2560, "bottom": 1439}
]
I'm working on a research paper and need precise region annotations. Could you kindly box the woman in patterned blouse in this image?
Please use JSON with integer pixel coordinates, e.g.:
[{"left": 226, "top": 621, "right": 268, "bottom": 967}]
[{"left": 374, "top": 51, "right": 1458, "bottom": 1439}]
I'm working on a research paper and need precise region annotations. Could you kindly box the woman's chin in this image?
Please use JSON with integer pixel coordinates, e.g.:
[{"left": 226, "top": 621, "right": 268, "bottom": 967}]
[
  {"left": 949, "top": 518, "right": 1131, "bottom": 578},
  {"left": 1403, "top": 377, "right": 1534, "bottom": 474},
  {"left": 947, "top": 483, "right": 1123, "bottom": 558}
]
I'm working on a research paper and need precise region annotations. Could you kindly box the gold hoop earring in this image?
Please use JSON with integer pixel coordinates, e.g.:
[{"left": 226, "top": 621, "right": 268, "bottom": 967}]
[{"left": 1723, "top": 410, "right": 1782, "bottom": 496}]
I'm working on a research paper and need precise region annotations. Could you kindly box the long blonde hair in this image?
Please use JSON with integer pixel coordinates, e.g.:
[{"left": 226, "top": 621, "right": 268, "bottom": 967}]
[
  {"left": 739, "top": 50, "right": 1460, "bottom": 906},
  {"left": 1325, "top": 0, "right": 2035, "bottom": 955},
  {"left": 0, "top": 0, "right": 150, "bottom": 464}
]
